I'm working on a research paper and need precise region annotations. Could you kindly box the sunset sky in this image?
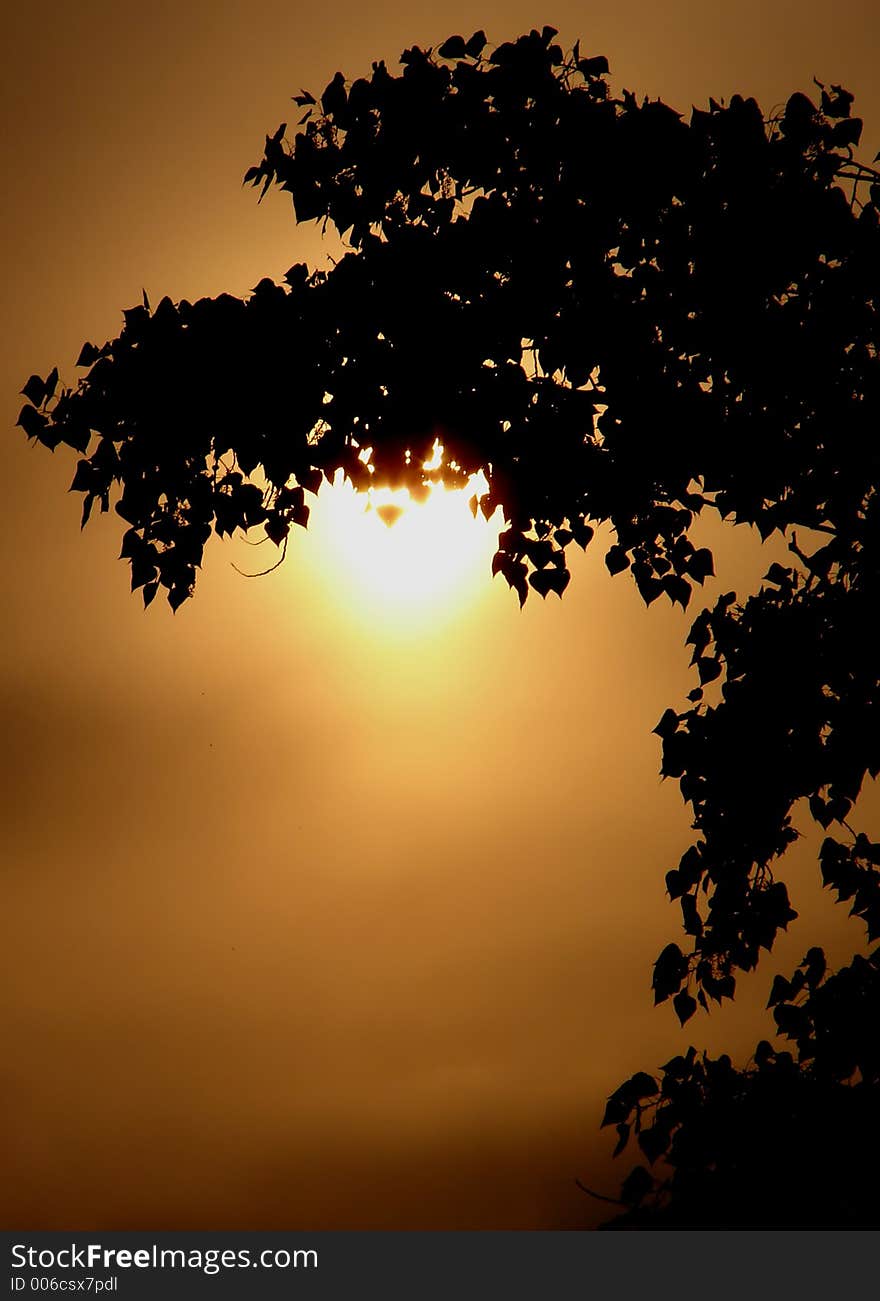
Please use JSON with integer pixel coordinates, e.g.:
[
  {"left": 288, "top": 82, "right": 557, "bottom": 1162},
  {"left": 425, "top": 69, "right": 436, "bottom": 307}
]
[{"left": 3, "top": 0, "right": 879, "bottom": 1229}]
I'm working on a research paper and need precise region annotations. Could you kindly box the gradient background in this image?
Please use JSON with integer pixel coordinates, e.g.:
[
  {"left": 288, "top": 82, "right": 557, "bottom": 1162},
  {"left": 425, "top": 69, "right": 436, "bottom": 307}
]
[{"left": 3, "top": 0, "right": 879, "bottom": 1229}]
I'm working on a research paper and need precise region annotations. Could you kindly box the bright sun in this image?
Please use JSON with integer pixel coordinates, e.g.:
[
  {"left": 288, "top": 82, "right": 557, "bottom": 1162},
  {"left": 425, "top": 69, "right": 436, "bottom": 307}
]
[{"left": 307, "top": 457, "right": 502, "bottom": 629}]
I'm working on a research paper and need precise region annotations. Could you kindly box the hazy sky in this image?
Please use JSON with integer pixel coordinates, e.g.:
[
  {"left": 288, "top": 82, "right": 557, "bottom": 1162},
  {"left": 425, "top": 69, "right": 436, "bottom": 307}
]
[{"left": 3, "top": 0, "right": 879, "bottom": 1229}]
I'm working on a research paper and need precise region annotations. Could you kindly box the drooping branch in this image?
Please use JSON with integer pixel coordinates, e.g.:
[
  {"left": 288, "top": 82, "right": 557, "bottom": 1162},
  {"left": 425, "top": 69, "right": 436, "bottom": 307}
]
[{"left": 17, "top": 28, "right": 880, "bottom": 1008}]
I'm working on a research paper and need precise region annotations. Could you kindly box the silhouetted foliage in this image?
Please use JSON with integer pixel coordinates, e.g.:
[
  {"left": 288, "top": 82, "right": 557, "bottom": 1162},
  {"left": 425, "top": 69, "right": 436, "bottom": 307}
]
[
  {"left": 19, "top": 29, "right": 880, "bottom": 1225},
  {"left": 602, "top": 942, "right": 880, "bottom": 1226}
]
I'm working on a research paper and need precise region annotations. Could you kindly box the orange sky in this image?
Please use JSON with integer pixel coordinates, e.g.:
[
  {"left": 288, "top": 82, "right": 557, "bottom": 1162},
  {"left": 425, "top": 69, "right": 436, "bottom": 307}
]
[{"left": 2, "top": 0, "right": 879, "bottom": 1229}]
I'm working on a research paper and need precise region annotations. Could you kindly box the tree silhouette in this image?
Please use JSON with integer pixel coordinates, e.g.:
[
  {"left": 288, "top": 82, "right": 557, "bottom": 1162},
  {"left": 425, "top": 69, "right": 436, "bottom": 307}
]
[{"left": 18, "top": 29, "right": 880, "bottom": 1226}]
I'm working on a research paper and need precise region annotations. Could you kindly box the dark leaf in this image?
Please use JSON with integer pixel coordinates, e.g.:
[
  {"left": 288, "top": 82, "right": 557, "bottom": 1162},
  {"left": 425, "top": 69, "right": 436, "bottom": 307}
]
[
  {"left": 696, "top": 656, "right": 722, "bottom": 685},
  {"left": 673, "top": 990, "right": 697, "bottom": 1025},
  {"left": 764, "top": 562, "right": 791, "bottom": 586},
  {"left": 168, "top": 584, "right": 191, "bottom": 613},
  {"left": 438, "top": 35, "right": 467, "bottom": 59},
  {"left": 652, "top": 708, "right": 679, "bottom": 739},
  {"left": 464, "top": 30, "right": 486, "bottom": 57},
  {"left": 25, "top": 411, "right": 61, "bottom": 449},
  {"left": 653, "top": 943, "right": 687, "bottom": 1003},
  {"left": 601, "top": 1091, "right": 630, "bottom": 1128},
  {"left": 21, "top": 375, "right": 45, "bottom": 406},
  {"left": 571, "top": 520, "right": 594, "bottom": 550},
  {"left": 687, "top": 547, "right": 714, "bottom": 582},
  {"left": 663, "top": 575, "right": 691, "bottom": 608},
  {"left": 69, "top": 460, "right": 93, "bottom": 493},
  {"left": 681, "top": 893, "right": 702, "bottom": 936},
  {"left": 802, "top": 947, "right": 826, "bottom": 988},
  {"left": 76, "top": 342, "right": 101, "bottom": 368},
  {"left": 578, "top": 55, "right": 609, "bottom": 78},
  {"left": 529, "top": 566, "right": 570, "bottom": 598},
  {"left": 754, "top": 1039, "right": 774, "bottom": 1067},
  {"left": 831, "top": 117, "right": 862, "bottom": 146},
  {"left": 628, "top": 1072, "right": 658, "bottom": 1100},
  {"left": 605, "top": 544, "right": 629, "bottom": 575},
  {"left": 767, "top": 973, "right": 792, "bottom": 1008},
  {"left": 638, "top": 1124, "right": 668, "bottom": 1164}
]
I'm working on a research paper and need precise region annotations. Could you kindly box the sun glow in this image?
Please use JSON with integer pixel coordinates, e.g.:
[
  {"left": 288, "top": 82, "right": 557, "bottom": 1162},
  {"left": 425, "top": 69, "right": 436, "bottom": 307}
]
[{"left": 307, "top": 465, "right": 503, "bottom": 630}]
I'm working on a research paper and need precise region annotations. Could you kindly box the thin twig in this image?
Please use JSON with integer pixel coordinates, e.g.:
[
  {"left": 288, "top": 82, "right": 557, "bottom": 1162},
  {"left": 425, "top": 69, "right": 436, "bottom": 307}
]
[
  {"left": 575, "top": 1179, "right": 628, "bottom": 1207},
  {"left": 231, "top": 535, "right": 288, "bottom": 577}
]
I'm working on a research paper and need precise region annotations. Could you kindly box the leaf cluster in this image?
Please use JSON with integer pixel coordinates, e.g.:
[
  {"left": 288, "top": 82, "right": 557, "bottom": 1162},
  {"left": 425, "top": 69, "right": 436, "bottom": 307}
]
[
  {"left": 21, "top": 31, "right": 879, "bottom": 627},
  {"left": 600, "top": 943, "right": 880, "bottom": 1226},
  {"left": 18, "top": 35, "right": 880, "bottom": 1183}
]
